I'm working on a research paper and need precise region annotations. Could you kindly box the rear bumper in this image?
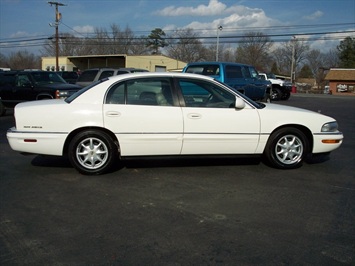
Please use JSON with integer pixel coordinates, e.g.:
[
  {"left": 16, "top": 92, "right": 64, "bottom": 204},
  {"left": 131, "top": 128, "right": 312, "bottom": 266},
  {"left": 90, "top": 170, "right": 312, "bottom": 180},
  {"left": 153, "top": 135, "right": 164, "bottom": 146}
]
[{"left": 7, "top": 127, "right": 67, "bottom": 156}]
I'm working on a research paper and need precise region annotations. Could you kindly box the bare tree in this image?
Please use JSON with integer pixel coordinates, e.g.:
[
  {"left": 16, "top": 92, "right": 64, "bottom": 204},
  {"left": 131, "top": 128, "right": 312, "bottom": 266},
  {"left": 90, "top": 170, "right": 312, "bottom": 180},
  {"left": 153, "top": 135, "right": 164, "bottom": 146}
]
[
  {"left": 109, "top": 24, "right": 135, "bottom": 54},
  {"left": 0, "top": 52, "right": 9, "bottom": 67},
  {"left": 235, "top": 32, "right": 273, "bottom": 70},
  {"left": 6, "top": 50, "right": 40, "bottom": 70},
  {"left": 129, "top": 35, "right": 150, "bottom": 55},
  {"left": 307, "top": 49, "right": 327, "bottom": 88},
  {"left": 166, "top": 28, "right": 206, "bottom": 62},
  {"left": 323, "top": 48, "right": 340, "bottom": 68},
  {"left": 272, "top": 39, "right": 310, "bottom": 77},
  {"left": 41, "top": 33, "right": 85, "bottom": 56}
]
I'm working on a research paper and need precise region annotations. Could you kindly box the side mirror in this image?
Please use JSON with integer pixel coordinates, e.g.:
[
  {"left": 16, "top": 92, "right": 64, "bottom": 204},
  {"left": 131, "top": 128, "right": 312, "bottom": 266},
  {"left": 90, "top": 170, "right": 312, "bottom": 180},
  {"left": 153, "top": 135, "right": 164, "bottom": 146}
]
[{"left": 235, "top": 96, "right": 246, "bottom": 109}]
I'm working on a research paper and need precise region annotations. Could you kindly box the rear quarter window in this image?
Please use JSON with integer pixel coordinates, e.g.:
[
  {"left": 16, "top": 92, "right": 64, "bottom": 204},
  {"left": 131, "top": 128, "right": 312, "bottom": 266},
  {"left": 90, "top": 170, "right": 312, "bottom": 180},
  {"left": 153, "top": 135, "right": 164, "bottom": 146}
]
[
  {"left": 77, "top": 70, "right": 99, "bottom": 82},
  {"left": 0, "top": 73, "right": 16, "bottom": 86},
  {"left": 99, "top": 71, "right": 114, "bottom": 79}
]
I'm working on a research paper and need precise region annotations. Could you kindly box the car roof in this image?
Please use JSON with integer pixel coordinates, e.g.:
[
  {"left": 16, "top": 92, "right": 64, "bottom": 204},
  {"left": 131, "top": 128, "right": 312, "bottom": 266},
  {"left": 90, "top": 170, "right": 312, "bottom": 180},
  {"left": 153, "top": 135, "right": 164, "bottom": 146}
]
[
  {"left": 106, "top": 72, "right": 215, "bottom": 82},
  {"left": 186, "top": 61, "right": 252, "bottom": 67}
]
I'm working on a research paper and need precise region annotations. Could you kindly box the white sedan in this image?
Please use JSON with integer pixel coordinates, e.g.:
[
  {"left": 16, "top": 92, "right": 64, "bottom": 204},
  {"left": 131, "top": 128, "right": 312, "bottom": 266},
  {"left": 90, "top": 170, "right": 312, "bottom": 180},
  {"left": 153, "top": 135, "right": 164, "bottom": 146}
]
[{"left": 7, "top": 73, "right": 343, "bottom": 175}]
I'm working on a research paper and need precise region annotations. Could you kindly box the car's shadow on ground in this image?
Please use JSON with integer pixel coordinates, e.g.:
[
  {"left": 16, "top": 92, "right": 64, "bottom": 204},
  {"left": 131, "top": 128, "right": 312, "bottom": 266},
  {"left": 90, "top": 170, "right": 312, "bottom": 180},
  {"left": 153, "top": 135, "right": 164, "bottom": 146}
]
[
  {"left": 31, "top": 155, "right": 263, "bottom": 171},
  {"left": 30, "top": 153, "right": 331, "bottom": 173}
]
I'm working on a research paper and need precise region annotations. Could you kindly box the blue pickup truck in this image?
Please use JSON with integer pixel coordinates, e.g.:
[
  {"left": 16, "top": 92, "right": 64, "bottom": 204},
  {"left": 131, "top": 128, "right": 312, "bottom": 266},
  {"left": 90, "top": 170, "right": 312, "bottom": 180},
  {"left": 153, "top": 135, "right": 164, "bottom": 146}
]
[{"left": 183, "top": 62, "right": 271, "bottom": 102}]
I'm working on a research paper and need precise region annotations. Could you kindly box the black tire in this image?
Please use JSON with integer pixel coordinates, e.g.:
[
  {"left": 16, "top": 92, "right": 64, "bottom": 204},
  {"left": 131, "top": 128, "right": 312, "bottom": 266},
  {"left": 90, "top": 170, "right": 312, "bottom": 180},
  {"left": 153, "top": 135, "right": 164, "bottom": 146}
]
[
  {"left": 0, "top": 101, "right": 6, "bottom": 117},
  {"left": 264, "top": 127, "right": 309, "bottom": 169},
  {"left": 270, "top": 88, "right": 282, "bottom": 101},
  {"left": 68, "top": 130, "right": 119, "bottom": 175},
  {"left": 261, "top": 93, "right": 271, "bottom": 103},
  {"left": 281, "top": 91, "right": 291, "bottom": 100}
]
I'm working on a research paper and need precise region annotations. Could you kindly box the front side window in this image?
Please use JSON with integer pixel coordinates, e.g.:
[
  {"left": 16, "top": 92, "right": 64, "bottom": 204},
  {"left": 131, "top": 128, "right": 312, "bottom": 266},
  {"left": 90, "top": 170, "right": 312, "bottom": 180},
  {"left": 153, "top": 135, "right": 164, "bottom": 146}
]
[
  {"left": 249, "top": 67, "right": 259, "bottom": 78},
  {"left": 178, "top": 78, "right": 235, "bottom": 108},
  {"left": 241, "top": 66, "right": 251, "bottom": 78},
  {"left": 106, "top": 78, "right": 174, "bottom": 106}
]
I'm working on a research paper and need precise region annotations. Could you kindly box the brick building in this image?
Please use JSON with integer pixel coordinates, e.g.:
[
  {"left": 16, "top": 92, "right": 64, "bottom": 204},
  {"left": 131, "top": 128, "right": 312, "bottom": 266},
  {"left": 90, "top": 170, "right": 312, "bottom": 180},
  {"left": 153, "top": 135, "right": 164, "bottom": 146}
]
[{"left": 325, "top": 68, "right": 355, "bottom": 95}]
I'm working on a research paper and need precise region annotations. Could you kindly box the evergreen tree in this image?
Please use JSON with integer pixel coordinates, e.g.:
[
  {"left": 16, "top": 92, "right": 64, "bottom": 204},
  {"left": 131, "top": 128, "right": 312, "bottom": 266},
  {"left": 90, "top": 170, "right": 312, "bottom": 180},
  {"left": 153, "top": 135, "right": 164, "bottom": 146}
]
[
  {"left": 146, "top": 28, "right": 168, "bottom": 55},
  {"left": 337, "top": 37, "right": 355, "bottom": 68}
]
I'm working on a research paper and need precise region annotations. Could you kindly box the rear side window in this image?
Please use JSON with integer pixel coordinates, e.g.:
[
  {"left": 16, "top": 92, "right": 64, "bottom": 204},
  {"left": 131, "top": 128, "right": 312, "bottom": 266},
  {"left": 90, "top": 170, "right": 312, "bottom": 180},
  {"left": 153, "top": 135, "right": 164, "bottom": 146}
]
[
  {"left": 106, "top": 78, "right": 174, "bottom": 106},
  {"left": 185, "top": 65, "right": 220, "bottom": 76},
  {"left": 225, "top": 65, "right": 243, "bottom": 78},
  {"left": 77, "top": 70, "right": 99, "bottom": 82},
  {"left": 62, "top": 72, "right": 78, "bottom": 79},
  {"left": 0, "top": 73, "right": 16, "bottom": 86},
  {"left": 99, "top": 71, "right": 114, "bottom": 79}
]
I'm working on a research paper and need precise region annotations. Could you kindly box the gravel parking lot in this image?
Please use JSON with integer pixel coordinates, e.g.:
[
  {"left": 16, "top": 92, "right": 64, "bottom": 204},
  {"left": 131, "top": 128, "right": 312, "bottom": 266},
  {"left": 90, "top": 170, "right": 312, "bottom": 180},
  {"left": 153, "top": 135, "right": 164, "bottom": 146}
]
[{"left": 1, "top": 94, "right": 354, "bottom": 265}]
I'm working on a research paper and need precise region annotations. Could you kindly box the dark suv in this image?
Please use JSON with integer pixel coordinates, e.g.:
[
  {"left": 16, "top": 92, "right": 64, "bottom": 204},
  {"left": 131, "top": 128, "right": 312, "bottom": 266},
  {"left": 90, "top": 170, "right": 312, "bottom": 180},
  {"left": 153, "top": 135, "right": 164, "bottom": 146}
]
[
  {"left": 183, "top": 62, "right": 271, "bottom": 101},
  {"left": 0, "top": 70, "right": 81, "bottom": 116}
]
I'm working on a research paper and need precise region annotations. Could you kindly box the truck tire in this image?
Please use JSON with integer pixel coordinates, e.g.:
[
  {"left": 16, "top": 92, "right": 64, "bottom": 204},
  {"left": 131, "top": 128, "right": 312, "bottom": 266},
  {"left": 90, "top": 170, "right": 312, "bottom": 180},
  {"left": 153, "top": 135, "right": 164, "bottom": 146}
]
[
  {"left": 0, "top": 101, "right": 6, "bottom": 116},
  {"left": 271, "top": 88, "right": 282, "bottom": 101},
  {"left": 281, "top": 91, "right": 291, "bottom": 100}
]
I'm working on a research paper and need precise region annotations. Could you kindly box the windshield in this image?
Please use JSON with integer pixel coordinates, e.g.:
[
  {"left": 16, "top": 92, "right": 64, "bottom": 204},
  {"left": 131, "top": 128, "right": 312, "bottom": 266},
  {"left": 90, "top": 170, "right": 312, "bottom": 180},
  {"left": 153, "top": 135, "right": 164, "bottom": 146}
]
[
  {"left": 31, "top": 72, "right": 66, "bottom": 84},
  {"left": 267, "top": 73, "right": 276, "bottom": 79}
]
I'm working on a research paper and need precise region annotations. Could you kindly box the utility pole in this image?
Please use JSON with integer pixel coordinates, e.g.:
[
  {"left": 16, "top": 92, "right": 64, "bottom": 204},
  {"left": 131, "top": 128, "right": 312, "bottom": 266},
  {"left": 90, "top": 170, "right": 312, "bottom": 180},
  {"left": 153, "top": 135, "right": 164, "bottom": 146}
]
[
  {"left": 216, "top": 26, "right": 223, "bottom": 61},
  {"left": 48, "top": 1, "right": 66, "bottom": 71},
  {"left": 290, "top": 36, "right": 296, "bottom": 84}
]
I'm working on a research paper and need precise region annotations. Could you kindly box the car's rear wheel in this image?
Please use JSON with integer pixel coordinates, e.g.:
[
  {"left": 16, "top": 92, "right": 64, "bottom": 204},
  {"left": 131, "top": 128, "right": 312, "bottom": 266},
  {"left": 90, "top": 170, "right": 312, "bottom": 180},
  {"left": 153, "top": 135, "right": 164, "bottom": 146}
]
[
  {"left": 68, "top": 130, "right": 119, "bottom": 175},
  {"left": 264, "top": 127, "right": 309, "bottom": 169}
]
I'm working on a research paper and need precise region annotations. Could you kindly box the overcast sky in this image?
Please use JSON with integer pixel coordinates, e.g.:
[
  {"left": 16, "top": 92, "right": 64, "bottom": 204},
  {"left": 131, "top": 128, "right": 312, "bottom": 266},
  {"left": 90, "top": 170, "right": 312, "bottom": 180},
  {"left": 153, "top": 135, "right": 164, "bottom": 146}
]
[{"left": 0, "top": 0, "right": 354, "bottom": 55}]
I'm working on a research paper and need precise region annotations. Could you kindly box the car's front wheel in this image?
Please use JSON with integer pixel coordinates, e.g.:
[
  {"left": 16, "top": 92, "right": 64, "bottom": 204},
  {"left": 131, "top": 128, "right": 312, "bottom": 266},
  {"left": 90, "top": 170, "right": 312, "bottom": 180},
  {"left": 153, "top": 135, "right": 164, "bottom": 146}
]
[
  {"left": 68, "top": 130, "right": 119, "bottom": 175},
  {"left": 264, "top": 127, "right": 309, "bottom": 169}
]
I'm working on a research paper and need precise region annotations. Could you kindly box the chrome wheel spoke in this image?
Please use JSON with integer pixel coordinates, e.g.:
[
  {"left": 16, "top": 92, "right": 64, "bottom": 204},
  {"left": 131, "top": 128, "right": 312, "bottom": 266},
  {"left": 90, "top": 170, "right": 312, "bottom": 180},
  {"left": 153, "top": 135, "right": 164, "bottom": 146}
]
[
  {"left": 275, "top": 135, "right": 303, "bottom": 165},
  {"left": 76, "top": 137, "right": 109, "bottom": 169}
]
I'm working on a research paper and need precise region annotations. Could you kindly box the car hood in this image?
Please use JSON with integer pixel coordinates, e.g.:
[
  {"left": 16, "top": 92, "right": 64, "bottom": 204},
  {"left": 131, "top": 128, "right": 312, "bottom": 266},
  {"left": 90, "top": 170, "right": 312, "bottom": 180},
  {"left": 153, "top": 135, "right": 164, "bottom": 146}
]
[{"left": 37, "top": 83, "right": 81, "bottom": 90}]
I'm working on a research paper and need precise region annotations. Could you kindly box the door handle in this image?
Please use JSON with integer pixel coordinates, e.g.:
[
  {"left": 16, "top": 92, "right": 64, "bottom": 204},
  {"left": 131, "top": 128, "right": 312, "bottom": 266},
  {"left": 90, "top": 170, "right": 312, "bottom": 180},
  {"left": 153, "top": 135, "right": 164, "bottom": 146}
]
[
  {"left": 187, "top": 113, "right": 202, "bottom": 119},
  {"left": 106, "top": 111, "right": 121, "bottom": 117}
]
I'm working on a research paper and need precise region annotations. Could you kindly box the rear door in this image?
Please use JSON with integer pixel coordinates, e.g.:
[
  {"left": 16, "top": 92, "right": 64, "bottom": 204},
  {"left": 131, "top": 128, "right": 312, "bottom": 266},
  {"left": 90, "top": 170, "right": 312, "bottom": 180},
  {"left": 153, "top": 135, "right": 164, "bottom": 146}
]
[
  {"left": 103, "top": 77, "right": 184, "bottom": 156},
  {"left": 13, "top": 73, "right": 36, "bottom": 102}
]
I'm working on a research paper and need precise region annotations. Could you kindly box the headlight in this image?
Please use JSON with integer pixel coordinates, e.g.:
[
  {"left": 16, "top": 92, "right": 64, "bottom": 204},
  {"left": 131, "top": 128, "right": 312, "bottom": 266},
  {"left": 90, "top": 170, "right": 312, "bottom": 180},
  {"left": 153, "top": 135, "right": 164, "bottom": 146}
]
[{"left": 321, "top": 122, "right": 338, "bottom": 132}]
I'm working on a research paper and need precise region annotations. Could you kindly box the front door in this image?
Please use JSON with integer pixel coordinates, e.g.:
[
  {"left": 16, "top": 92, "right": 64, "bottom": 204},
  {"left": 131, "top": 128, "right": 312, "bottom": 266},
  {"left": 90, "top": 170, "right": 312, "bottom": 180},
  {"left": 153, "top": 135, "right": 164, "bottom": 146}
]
[{"left": 177, "top": 78, "right": 261, "bottom": 155}]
